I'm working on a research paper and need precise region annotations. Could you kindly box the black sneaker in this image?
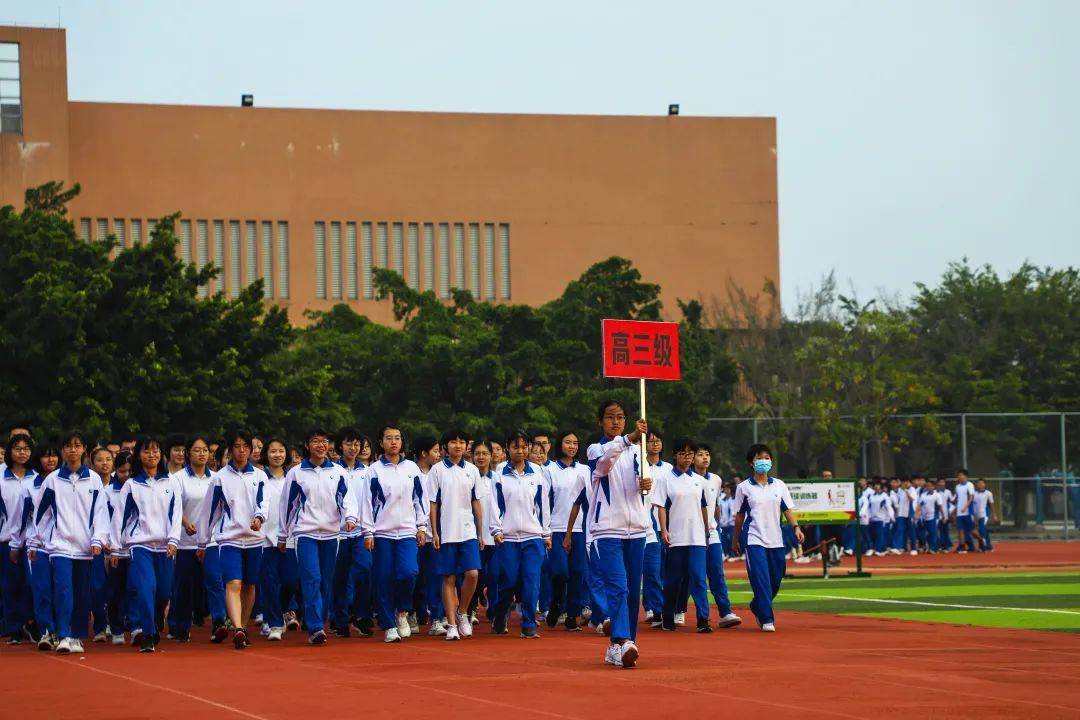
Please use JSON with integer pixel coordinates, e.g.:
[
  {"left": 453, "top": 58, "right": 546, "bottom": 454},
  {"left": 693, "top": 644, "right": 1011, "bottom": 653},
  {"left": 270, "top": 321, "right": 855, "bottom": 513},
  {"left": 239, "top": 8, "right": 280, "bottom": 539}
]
[
  {"left": 521, "top": 626, "right": 539, "bottom": 639},
  {"left": 492, "top": 614, "right": 509, "bottom": 635},
  {"left": 696, "top": 619, "right": 713, "bottom": 634},
  {"left": 309, "top": 629, "right": 327, "bottom": 645},
  {"left": 211, "top": 622, "right": 228, "bottom": 644},
  {"left": 172, "top": 630, "right": 191, "bottom": 643},
  {"left": 7, "top": 634, "right": 21, "bottom": 645},
  {"left": 333, "top": 625, "right": 350, "bottom": 638},
  {"left": 233, "top": 629, "right": 248, "bottom": 650},
  {"left": 139, "top": 633, "right": 156, "bottom": 653},
  {"left": 355, "top": 617, "right": 374, "bottom": 637},
  {"left": 546, "top": 604, "right": 561, "bottom": 628},
  {"left": 564, "top": 617, "right": 581, "bottom": 632}
]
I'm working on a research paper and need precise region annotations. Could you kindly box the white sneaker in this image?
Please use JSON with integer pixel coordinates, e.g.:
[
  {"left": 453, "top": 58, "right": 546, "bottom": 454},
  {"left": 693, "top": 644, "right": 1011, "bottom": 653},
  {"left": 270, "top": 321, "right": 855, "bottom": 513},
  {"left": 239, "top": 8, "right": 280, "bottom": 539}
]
[
  {"left": 910, "top": 550, "right": 918, "bottom": 556},
  {"left": 92, "top": 630, "right": 107, "bottom": 643},
  {"left": 445, "top": 625, "right": 460, "bottom": 641},
  {"left": 384, "top": 627, "right": 401, "bottom": 643},
  {"left": 429, "top": 619, "right": 447, "bottom": 636},
  {"left": 260, "top": 623, "right": 270, "bottom": 637},
  {"left": 604, "top": 643, "right": 623, "bottom": 667},
  {"left": 889, "top": 549, "right": 902, "bottom": 555},
  {"left": 794, "top": 556, "right": 811, "bottom": 564},
  {"left": 674, "top": 612, "right": 686, "bottom": 626},
  {"left": 619, "top": 640, "right": 639, "bottom": 668},
  {"left": 761, "top": 623, "right": 776, "bottom": 632},
  {"left": 644, "top": 610, "right": 655, "bottom": 623},
  {"left": 469, "top": 611, "right": 479, "bottom": 626},
  {"left": 456, "top": 612, "right": 473, "bottom": 638},
  {"left": 396, "top": 613, "right": 412, "bottom": 639},
  {"left": 71, "top": 639, "right": 85, "bottom": 654},
  {"left": 558, "top": 613, "right": 567, "bottom": 625},
  {"left": 267, "top": 627, "right": 284, "bottom": 641},
  {"left": 863, "top": 550, "right": 874, "bottom": 557},
  {"left": 581, "top": 606, "right": 592, "bottom": 621},
  {"left": 407, "top": 612, "right": 419, "bottom": 634},
  {"left": 844, "top": 549, "right": 853, "bottom": 556},
  {"left": 130, "top": 628, "right": 143, "bottom": 646},
  {"left": 253, "top": 613, "right": 263, "bottom": 625},
  {"left": 718, "top": 612, "right": 742, "bottom": 629},
  {"left": 56, "top": 637, "right": 73, "bottom": 654},
  {"left": 111, "top": 633, "right": 126, "bottom": 646}
]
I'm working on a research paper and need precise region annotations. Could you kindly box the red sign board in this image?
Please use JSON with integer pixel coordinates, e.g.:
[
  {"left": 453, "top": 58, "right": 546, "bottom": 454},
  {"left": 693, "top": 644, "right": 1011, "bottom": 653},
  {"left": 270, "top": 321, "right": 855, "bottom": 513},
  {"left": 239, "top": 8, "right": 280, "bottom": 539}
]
[{"left": 601, "top": 319, "right": 681, "bottom": 381}]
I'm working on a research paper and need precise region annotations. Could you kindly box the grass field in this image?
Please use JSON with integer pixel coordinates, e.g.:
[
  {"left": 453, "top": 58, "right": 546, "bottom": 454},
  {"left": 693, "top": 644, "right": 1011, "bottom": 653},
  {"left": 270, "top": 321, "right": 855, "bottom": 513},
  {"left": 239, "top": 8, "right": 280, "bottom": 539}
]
[{"left": 727, "top": 570, "right": 1080, "bottom": 633}]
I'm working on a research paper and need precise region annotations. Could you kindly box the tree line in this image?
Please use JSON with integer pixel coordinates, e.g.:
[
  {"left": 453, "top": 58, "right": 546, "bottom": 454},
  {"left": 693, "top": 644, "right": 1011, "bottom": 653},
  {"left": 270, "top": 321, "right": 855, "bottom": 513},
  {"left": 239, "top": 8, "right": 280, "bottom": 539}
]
[{"left": 2, "top": 182, "right": 1077, "bottom": 525}]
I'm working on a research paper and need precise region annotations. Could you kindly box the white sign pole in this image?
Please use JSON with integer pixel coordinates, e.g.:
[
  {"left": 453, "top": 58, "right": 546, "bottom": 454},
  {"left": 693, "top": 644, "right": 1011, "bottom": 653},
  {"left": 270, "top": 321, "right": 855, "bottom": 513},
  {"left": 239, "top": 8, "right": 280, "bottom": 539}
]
[{"left": 640, "top": 377, "right": 651, "bottom": 493}]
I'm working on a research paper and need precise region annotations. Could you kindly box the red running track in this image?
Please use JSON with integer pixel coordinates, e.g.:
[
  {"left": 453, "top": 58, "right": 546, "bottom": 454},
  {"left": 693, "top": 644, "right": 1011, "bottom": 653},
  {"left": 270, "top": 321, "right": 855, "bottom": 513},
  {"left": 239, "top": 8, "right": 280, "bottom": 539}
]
[{"left": 2, "top": 606, "right": 1078, "bottom": 720}]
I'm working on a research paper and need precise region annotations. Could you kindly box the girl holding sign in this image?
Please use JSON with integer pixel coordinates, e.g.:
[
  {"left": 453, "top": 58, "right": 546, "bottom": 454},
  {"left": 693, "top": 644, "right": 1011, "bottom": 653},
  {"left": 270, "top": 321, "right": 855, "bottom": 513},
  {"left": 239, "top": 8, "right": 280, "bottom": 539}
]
[
  {"left": 586, "top": 399, "right": 650, "bottom": 668},
  {"left": 732, "top": 444, "right": 803, "bottom": 632}
]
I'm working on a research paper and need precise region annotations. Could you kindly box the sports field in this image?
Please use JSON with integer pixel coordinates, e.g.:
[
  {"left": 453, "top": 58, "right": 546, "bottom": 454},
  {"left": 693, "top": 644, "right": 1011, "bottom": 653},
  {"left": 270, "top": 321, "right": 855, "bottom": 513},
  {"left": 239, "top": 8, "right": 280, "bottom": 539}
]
[
  {"left": 2, "top": 542, "right": 1078, "bottom": 720},
  {"left": 728, "top": 571, "right": 1080, "bottom": 633}
]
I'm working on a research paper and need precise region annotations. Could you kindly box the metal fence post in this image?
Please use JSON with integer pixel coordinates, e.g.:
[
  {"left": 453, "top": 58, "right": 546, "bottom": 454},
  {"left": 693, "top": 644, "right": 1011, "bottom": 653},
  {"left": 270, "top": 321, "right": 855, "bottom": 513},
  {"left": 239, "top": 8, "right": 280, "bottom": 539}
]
[
  {"left": 1063, "top": 413, "right": 1070, "bottom": 541},
  {"left": 961, "top": 413, "right": 968, "bottom": 470},
  {"left": 752, "top": 418, "right": 758, "bottom": 445}
]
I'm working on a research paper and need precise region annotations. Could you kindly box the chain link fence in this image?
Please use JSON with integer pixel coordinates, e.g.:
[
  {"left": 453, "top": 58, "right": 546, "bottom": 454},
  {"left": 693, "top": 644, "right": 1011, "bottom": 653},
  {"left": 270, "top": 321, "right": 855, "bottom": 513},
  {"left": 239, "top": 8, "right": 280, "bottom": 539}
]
[{"left": 701, "top": 412, "right": 1078, "bottom": 538}]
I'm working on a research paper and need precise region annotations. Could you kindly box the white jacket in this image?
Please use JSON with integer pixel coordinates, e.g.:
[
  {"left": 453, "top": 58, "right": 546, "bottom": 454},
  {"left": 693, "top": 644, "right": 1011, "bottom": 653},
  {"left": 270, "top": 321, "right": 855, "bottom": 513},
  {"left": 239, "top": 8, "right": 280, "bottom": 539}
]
[
  {"left": 8, "top": 473, "right": 43, "bottom": 550},
  {"left": 548, "top": 459, "right": 588, "bottom": 533},
  {"left": 490, "top": 461, "right": 551, "bottom": 542},
  {"left": 171, "top": 466, "right": 214, "bottom": 551},
  {"left": 196, "top": 462, "right": 268, "bottom": 549},
  {"left": 0, "top": 464, "right": 36, "bottom": 544},
  {"left": 278, "top": 458, "right": 357, "bottom": 543},
  {"left": 337, "top": 460, "right": 367, "bottom": 539},
  {"left": 586, "top": 435, "right": 650, "bottom": 541},
  {"left": 112, "top": 470, "right": 183, "bottom": 553},
  {"left": 29, "top": 465, "right": 111, "bottom": 559},
  {"left": 361, "top": 456, "right": 428, "bottom": 541}
]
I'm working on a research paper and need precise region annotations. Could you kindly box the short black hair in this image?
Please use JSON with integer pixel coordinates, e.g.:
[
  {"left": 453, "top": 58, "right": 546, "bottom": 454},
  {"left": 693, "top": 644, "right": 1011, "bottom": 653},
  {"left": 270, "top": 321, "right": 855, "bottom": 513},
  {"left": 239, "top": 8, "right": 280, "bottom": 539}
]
[
  {"left": 596, "top": 399, "right": 627, "bottom": 422},
  {"left": 4, "top": 433, "right": 33, "bottom": 467},
  {"left": 58, "top": 430, "right": 87, "bottom": 449},
  {"left": 697, "top": 442, "right": 712, "bottom": 454},
  {"left": 132, "top": 434, "right": 166, "bottom": 476},
  {"left": 505, "top": 429, "right": 532, "bottom": 448},
  {"left": 646, "top": 429, "right": 665, "bottom": 444},
  {"left": 439, "top": 428, "right": 470, "bottom": 451},
  {"left": 335, "top": 426, "right": 364, "bottom": 454},
  {"left": 745, "top": 443, "right": 772, "bottom": 464},
  {"left": 671, "top": 437, "right": 698, "bottom": 455},
  {"left": 113, "top": 450, "right": 133, "bottom": 470},
  {"left": 957, "top": 468, "right": 970, "bottom": 477},
  {"left": 411, "top": 435, "right": 438, "bottom": 458},
  {"left": 163, "top": 433, "right": 187, "bottom": 457},
  {"left": 223, "top": 429, "right": 254, "bottom": 456}
]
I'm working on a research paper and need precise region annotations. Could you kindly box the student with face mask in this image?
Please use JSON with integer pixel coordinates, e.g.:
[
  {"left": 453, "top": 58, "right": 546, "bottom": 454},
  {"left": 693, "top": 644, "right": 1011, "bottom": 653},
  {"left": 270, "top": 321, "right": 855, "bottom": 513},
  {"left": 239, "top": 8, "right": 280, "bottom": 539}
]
[{"left": 732, "top": 444, "right": 803, "bottom": 632}]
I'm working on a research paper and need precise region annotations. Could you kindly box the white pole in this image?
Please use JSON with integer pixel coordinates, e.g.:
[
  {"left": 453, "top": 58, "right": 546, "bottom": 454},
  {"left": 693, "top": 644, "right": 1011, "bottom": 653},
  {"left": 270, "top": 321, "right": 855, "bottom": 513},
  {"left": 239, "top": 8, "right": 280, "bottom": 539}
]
[{"left": 640, "top": 378, "right": 651, "bottom": 492}]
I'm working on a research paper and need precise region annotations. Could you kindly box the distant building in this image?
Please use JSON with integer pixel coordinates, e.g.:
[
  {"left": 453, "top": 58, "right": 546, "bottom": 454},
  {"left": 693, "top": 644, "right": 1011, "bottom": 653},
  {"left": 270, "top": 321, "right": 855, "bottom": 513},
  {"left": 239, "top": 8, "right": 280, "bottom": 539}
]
[{"left": 0, "top": 26, "right": 779, "bottom": 324}]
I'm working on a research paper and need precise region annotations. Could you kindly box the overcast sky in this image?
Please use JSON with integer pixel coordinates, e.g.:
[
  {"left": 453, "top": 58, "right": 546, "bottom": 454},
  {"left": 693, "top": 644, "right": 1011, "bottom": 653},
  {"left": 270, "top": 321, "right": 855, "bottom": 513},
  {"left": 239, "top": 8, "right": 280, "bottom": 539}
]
[{"left": 6, "top": 1, "right": 1078, "bottom": 309}]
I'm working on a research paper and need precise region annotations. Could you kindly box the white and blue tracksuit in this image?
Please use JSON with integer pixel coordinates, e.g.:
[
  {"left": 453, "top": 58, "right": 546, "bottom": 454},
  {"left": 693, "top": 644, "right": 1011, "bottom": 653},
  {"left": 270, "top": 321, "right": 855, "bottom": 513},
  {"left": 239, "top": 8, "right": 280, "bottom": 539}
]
[
  {"left": 653, "top": 468, "right": 709, "bottom": 625},
  {"left": 954, "top": 481, "right": 977, "bottom": 550},
  {"left": 973, "top": 489, "right": 994, "bottom": 550},
  {"left": 331, "top": 459, "right": 370, "bottom": 631},
  {"left": 938, "top": 489, "right": 955, "bottom": 548},
  {"left": 702, "top": 472, "right": 734, "bottom": 617},
  {"left": 113, "top": 470, "right": 183, "bottom": 636},
  {"left": 641, "top": 459, "right": 670, "bottom": 619},
  {"left": 867, "top": 492, "right": 894, "bottom": 553},
  {"left": 256, "top": 468, "right": 287, "bottom": 630},
  {"left": 546, "top": 459, "right": 589, "bottom": 620},
  {"left": 30, "top": 465, "right": 111, "bottom": 640},
  {"left": 734, "top": 477, "right": 795, "bottom": 626},
  {"left": 490, "top": 461, "right": 551, "bottom": 630},
  {"left": 10, "top": 472, "right": 51, "bottom": 634},
  {"left": 197, "top": 462, "right": 268, "bottom": 587},
  {"left": 0, "top": 464, "right": 36, "bottom": 637},
  {"left": 168, "top": 465, "right": 214, "bottom": 634},
  {"left": 279, "top": 458, "right": 357, "bottom": 636},
  {"left": 586, "top": 435, "right": 649, "bottom": 643},
  {"left": 892, "top": 486, "right": 917, "bottom": 551},
  {"left": 361, "top": 456, "right": 427, "bottom": 631}
]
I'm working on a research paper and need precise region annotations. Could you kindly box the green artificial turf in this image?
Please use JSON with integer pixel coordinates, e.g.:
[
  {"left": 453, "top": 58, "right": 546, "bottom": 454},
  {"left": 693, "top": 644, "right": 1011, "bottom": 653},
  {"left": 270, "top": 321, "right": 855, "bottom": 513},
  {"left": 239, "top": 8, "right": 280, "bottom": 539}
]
[{"left": 725, "top": 571, "right": 1080, "bottom": 633}]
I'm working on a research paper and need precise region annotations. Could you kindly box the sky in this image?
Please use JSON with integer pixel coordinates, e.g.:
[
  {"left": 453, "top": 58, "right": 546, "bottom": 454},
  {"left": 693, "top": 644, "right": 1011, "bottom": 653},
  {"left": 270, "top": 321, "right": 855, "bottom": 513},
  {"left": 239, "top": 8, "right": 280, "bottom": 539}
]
[{"left": 5, "top": 0, "right": 1079, "bottom": 309}]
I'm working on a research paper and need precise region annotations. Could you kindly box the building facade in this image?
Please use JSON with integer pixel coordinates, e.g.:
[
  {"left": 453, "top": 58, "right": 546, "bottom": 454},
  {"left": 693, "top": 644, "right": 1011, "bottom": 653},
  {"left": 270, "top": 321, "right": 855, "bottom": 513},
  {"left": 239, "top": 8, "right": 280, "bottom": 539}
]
[{"left": 0, "top": 26, "right": 779, "bottom": 325}]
